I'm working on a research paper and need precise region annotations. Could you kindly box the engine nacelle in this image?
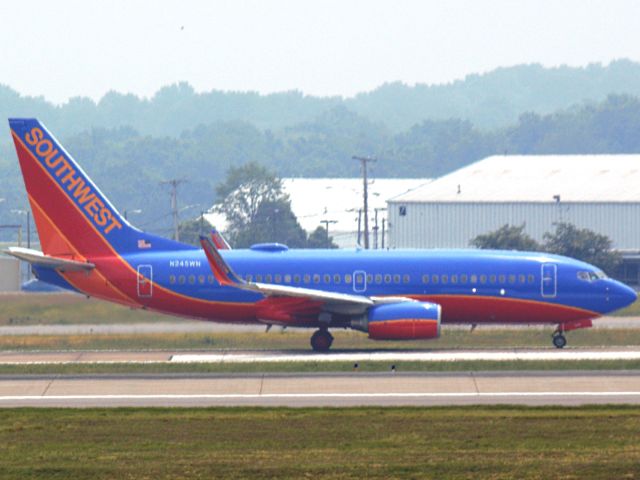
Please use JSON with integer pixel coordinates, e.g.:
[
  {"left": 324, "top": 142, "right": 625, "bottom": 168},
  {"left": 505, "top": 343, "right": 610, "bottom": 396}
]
[{"left": 352, "top": 302, "right": 441, "bottom": 340}]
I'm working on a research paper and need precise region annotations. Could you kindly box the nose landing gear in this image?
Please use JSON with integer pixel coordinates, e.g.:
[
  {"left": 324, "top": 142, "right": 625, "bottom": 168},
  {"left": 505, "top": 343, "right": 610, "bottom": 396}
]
[
  {"left": 552, "top": 332, "right": 567, "bottom": 349},
  {"left": 310, "top": 328, "right": 333, "bottom": 352},
  {"left": 551, "top": 319, "right": 593, "bottom": 349}
]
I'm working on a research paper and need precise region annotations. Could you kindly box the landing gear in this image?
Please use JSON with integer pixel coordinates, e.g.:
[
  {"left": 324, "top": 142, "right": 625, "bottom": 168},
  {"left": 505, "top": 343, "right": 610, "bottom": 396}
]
[
  {"left": 552, "top": 333, "right": 567, "bottom": 349},
  {"left": 310, "top": 329, "right": 333, "bottom": 352}
]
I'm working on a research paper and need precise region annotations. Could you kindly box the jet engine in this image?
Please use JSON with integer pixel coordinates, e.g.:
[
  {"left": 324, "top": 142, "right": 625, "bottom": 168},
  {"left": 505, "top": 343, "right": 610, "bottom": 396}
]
[{"left": 351, "top": 302, "right": 441, "bottom": 340}]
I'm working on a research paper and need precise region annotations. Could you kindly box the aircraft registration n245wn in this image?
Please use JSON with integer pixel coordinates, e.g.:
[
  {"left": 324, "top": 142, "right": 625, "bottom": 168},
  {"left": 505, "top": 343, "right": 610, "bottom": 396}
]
[{"left": 6, "top": 118, "right": 637, "bottom": 351}]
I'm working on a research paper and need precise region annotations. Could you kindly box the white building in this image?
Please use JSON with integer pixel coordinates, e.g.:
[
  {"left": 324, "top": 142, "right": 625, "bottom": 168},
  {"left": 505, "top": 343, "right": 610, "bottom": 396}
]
[
  {"left": 387, "top": 154, "right": 640, "bottom": 284},
  {"left": 205, "top": 178, "right": 431, "bottom": 248}
]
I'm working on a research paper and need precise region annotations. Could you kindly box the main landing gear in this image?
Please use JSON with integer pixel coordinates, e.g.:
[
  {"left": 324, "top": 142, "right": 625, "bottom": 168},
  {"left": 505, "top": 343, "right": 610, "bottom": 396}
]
[{"left": 310, "top": 328, "right": 334, "bottom": 352}]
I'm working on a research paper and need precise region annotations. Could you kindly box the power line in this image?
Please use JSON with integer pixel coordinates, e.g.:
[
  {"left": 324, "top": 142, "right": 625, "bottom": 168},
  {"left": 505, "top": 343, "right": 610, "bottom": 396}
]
[
  {"left": 160, "top": 179, "right": 187, "bottom": 241},
  {"left": 353, "top": 156, "right": 376, "bottom": 249},
  {"left": 320, "top": 219, "right": 337, "bottom": 248}
]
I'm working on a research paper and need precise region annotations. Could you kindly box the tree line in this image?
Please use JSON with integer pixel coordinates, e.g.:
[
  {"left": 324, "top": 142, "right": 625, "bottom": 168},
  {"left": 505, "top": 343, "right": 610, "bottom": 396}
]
[
  {"left": 2, "top": 89, "right": 640, "bottom": 240},
  {"left": 471, "top": 223, "right": 620, "bottom": 275}
]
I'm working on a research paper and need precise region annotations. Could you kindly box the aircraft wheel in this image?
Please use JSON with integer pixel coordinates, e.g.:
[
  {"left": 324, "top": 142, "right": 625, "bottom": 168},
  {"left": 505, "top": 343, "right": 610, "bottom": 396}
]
[
  {"left": 310, "top": 329, "right": 333, "bottom": 352},
  {"left": 552, "top": 334, "right": 567, "bottom": 349}
]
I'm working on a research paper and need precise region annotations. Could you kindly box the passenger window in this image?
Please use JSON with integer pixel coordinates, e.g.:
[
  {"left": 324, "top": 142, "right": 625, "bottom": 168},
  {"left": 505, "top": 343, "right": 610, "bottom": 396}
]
[
  {"left": 432, "top": 274, "right": 439, "bottom": 284},
  {"left": 451, "top": 274, "right": 458, "bottom": 284},
  {"left": 169, "top": 275, "right": 176, "bottom": 284},
  {"left": 422, "top": 274, "right": 429, "bottom": 284},
  {"left": 274, "top": 274, "right": 282, "bottom": 283},
  {"left": 498, "top": 275, "right": 506, "bottom": 284},
  {"left": 367, "top": 274, "right": 373, "bottom": 284},
  {"left": 208, "top": 275, "right": 215, "bottom": 284},
  {"left": 470, "top": 274, "right": 478, "bottom": 284},
  {"left": 313, "top": 274, "right": 320, "bottom": 284},
  {"left": 256, "top": 274, "right": 263, "bottom": 282},
  {"left": 441, "top": 274, "right": 449, "bottom": 284},
  {"left": 479, "top": 275, "right": 487, "bottom": 284},
  {"left": 323, "top": 274, "right": 331, "bottom": 284},
  {"left": 198, "top": 275, "right": 205, "bottom": 285},
  {"left": 528, "top": 274, "right": 535, "bottom": 284},
  {"left": 393, "top": 274, "right": 401, "bottom": 284},
  {"left": 188, "top": 275, "right": 195, "bottom": 285},
  {"left": 304, "top": 274, "right": 311, "bottom": 284},
  {"left": 384, "top": 274, "right": 392, "bottom": 284},
  {"left": 460, "top": 274, "right": 468, "bottom": 284},
  {"left": 265, "top": 274, "right": 272, "bottom": 283},
  {"left": 375, "top": 274, "right": 383, "bottom": 284},
  {"left": 334, "top": 274, "right": 341, "bottom": 284},
  {"left": 178, "top": 275, "right": 186, "bottom": 285},
  {"left": 518, "top": 274, "right": 525, "bottom": 284},
  {"left": 489, "top": 275, "right": 496, "bottom": 284},
  {"left": 508, "top": 275, "right": 516, "bottom": 284},
  {"left": 284, "top": 274, "right": 291, "bottom": 283},
  {"left": 403, "top": 274, "right": 410, "bottom": 284},
  {"left": 293, "top": 274, "right": 301, "bottom": 283},
  {"left": 344, "top": 274, "right": 352, "bottom": 283},
  {"left": 246, "top": 274, "right": 253, "bottom": 282}
]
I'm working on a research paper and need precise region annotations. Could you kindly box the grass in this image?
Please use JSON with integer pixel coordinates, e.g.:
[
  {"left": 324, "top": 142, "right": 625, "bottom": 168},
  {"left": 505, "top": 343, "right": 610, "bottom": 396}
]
[
  {"left": 0, "top": 406, "right": 638, "bottom": 479},
  {"left": 3, "top": 327, "right": 640, "bottom": 351},
  {"left": 0, "top": 292, "right": 173, "bottom": 325},
  {"left": 3, "top": 360, "right": 640, "bottom": 375}
]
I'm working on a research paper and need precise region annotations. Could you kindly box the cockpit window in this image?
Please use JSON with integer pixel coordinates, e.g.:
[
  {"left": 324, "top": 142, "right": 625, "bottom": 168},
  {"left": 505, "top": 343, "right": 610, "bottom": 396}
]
[
  {"left": 577, "top": 270, "right": 608, "bottom": 282},
  {"left": 577, "top": 271, "right": 590, "bottom": 281}
]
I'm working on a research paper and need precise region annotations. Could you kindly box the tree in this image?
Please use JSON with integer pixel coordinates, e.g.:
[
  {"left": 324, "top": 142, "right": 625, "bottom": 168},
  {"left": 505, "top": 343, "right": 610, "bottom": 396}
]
[
  {"left": 233, "top": 198, "right": 308, "bottom": 248},
  {"left": 177, "top": 217, "right": 208, "bottom": 247},
  {"left": 214, "top": 163, "right": 287, "bottom": 245},
  {"left": 543, "top": 222, "right": 621, "bottom": 274},
  {"left": 470, "top": 224, "right": 540, "bottom": 251},
  {"left": 307, "top": 226, "right": 338, "bottom": 249}
]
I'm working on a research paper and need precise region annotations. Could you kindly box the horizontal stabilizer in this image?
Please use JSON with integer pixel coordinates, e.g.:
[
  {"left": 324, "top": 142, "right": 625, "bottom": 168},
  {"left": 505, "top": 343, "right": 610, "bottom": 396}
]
[{"left": 4, "top": 247, "right": 95, "bottom": 272}]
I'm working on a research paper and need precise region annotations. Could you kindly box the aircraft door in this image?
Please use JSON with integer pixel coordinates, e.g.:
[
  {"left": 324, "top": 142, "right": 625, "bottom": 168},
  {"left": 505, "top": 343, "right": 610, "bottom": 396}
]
[
  {"left": 353, "top": 270, "right": 367, "bottom": 293},
  {"left": 137, "top": 265, "right": 153, "bottom": 298},
  {"left": 541, "top": 263, "right": 557, "bottom": 298}
]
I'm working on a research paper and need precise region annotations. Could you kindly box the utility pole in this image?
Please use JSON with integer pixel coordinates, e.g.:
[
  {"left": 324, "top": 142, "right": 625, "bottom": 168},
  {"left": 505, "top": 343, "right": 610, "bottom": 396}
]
[
  {"left": 373, "top": 208, "right": 386, "bottom": 250},
  {"left": 320, "top": 220, "right": 337, "bottom": 248},
  {"left": 353, "top": 156, "right": 376, "bottom": 249},
  {"left": 26, "top": 211, "right": 30, "bottom": 249},
  {"left": 381, "top": 218, "right": 386, "bottom": 249},
  {"left": 161, "top": 179, "right": 187, "bottom": 241},
  {"left": 356, "top": 209, "right": 362, "bottom": 246}
]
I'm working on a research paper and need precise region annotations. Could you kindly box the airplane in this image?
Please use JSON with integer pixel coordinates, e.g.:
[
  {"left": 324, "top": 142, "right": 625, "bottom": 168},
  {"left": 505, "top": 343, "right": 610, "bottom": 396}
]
[{"left": 5, "top": 118, "right": 637, "bottom": 351}]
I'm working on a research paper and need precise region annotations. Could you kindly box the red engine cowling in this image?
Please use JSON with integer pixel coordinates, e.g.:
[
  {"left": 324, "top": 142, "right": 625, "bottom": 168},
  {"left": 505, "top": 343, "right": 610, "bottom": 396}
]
[{"left": 357, "top": 302, "right": 441, "bottom": 340}]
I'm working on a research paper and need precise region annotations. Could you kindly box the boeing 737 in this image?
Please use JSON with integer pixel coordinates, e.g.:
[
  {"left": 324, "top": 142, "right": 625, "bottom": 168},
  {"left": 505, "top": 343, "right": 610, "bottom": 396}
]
[{"left": 5, "top": 118, "right": 637, "bottom": 351}]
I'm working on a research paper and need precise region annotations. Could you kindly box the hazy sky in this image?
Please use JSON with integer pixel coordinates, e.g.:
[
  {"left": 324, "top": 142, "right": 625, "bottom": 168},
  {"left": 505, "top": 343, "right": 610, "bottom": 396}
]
[{"left": 1, "top": 0, "right": 639, "bottom": 104}]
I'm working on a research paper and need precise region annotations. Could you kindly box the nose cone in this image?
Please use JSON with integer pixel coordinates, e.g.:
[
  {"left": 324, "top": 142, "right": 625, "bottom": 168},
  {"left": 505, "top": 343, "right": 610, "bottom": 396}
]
[{"left": 611, "top": 281, "right": 637, "bottom": 311}]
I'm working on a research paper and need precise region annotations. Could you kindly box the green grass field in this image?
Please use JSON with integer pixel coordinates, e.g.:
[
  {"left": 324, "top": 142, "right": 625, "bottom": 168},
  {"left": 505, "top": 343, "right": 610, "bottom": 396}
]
[
  {"left": 2, "top": 327, "right": 640, "bottom": 352},
  {"left": 0, "top": 407, "right": 638, "bottom": 479}
]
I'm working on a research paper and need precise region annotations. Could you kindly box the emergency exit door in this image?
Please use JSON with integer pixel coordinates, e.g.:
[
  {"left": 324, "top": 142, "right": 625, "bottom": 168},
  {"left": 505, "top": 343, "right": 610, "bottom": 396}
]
[
  {"left": 541, "top": 263, "right": 557, "bottom": 298},
  {"left": 137, "top": 265, "right": 153, "bottom": 298}
]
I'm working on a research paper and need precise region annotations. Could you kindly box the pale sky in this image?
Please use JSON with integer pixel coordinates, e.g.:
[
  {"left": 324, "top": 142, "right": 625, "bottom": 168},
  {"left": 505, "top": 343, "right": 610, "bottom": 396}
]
[{"left": 1, "top": 0, "right": 639, "bottom": 104}]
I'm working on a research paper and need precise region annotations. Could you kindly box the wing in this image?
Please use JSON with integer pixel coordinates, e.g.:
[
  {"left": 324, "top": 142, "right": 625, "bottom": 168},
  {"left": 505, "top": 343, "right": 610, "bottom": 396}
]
[
  {"left": 199, "top": 236, "right": 414, "bottom": 319},
  {"left": 4, "top": 247, "right": 95, "bottom": 272}
]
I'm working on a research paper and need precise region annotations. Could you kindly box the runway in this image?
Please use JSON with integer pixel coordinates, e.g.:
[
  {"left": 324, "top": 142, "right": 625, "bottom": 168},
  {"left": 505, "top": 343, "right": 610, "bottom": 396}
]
[
  {"left": 0, "top": 371, "right": 639, "bottom": 407},
  {"left": 3, "top": 348, "right": 640, "bottom": 364}
]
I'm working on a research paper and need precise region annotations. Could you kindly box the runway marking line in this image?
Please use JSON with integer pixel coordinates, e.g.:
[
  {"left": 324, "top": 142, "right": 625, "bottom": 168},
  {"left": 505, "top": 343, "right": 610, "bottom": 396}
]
[{"left": 0, "top": 392, "right": 639, "bottom": 401}]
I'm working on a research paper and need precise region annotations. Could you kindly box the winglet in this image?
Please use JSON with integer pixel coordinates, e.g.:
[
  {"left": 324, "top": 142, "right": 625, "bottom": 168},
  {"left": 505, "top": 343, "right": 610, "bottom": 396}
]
[
  {"left": 199, "top": 235, "right": 244, "bottom": 287},
  {"left": 210, "top": 227, "right": 231, "bottom": 250}
]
